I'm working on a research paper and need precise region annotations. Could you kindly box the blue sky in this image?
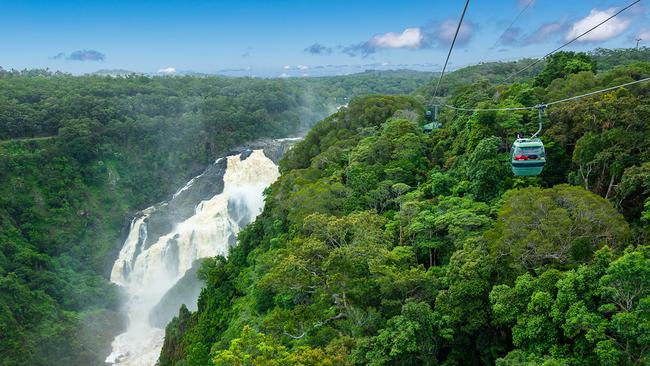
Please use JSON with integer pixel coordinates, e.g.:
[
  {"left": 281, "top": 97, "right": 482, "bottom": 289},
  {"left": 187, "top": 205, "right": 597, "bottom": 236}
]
[{"left": 0, "top": 0, "right": 647, "bottom": 76}]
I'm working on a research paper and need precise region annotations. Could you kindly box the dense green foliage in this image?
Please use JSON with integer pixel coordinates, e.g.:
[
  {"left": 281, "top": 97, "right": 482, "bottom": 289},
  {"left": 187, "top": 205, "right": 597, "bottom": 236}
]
[
  {"left": 161, "top": 53, "right": 650, "bottom": 365},
  {"left": 416, "top": 59, "right": 543, "bottom": 98},
  {"left": 533, "top": 52, "right": 596, "bottom": 88},
  {"left": 591, "top": 47, "right": 650, "bottom": 71},
  {"left": 0, "top": 70, "right": 431, "bottom": 366}
]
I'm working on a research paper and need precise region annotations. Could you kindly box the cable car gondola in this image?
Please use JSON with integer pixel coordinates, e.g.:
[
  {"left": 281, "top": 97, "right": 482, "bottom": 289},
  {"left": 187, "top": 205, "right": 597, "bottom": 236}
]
[
  {"left": 424, "top": 106, "right": 442, "bottom": 134},
  {"left": 511, "top": 138, "right": 546, "bottom": 176},
  {"left": 510, "top": 105, "right": 546, "bottom": 176}
]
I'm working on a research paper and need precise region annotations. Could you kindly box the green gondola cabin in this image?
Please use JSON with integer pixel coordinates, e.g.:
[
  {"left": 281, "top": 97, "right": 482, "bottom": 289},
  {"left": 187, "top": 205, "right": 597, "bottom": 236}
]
[
  {"left": 423, "top": 108, "right": 442, "bottom": 133},
  {"left": 423, "top": 122, "right": 434, "bottom": 133},
  {"left": 510, "top": 138, "right": 546, "bottom": 176}
]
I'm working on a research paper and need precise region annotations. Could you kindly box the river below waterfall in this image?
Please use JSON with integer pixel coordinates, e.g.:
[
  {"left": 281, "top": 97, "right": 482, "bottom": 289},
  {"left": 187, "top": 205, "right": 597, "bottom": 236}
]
[{"left": 105, "top": 146, "right": 286, "bottom": 365}]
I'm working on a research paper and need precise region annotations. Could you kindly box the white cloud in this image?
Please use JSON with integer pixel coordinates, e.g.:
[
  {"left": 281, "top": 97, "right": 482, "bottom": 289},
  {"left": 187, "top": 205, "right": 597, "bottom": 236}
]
[
  {"left": 157, "top": 67, "right": 176, "bottom": 74},
  {"left": 565, "top": 8, "right": 632, "bottom": 42},
  {"left": 368, "top": 27, "right": 424, "bottom": 49},
  {"left": 282, "top": 65, "right": 309, "bottom": 71},
  {"left": 279, "top": 73, "right": 290, "bottom": 78},
  {"left": 342, "top": 21, "right": 474, "bottom": 57},
  {"left": 435, "top": 20, "right": 474, "bottom": 45},
  {"left": 637, "top": 27, "right": 650, "bottom": 40},
  {"left": 344, "top": 21, "right": 475, "bottom": 57}
]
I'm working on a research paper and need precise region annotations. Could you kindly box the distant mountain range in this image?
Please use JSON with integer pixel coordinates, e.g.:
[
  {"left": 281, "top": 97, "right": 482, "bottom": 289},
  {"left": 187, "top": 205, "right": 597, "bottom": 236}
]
[{"left": 89, "top": 68, "right": 437, "bottom": 79}]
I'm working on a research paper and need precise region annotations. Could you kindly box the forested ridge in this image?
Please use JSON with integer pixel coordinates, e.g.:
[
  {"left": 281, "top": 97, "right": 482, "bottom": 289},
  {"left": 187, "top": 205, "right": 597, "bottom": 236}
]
[
  {"left": 159, "top": 49, "right": 650, "bottom": 365},
  {"left": 0, "top": 70, "right": 432, "bottom": 366}
]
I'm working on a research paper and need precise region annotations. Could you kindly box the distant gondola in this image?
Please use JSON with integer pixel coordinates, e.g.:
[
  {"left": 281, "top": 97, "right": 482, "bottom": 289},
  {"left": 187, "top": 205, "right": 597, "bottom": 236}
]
[{"left": 423, "top": 106, "right": 442, "bottom": 133}]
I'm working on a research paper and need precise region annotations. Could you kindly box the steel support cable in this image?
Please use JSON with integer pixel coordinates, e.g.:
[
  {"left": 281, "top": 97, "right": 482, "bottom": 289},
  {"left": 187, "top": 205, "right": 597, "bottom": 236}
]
[
  {"left": 545, "top": 77, "right": 650, "bottom": 106},
  {"left": 431, "top": 0, "right": 471, "bottom": 102},
  {"left": 502, "top": 0, "right": 641, "bottom": 83},
  {"left": 487, "top": 0, "right": 534, "bottom": 54},
  {"left": 434, "top": 77, "right": 650, "bottom": 112}
]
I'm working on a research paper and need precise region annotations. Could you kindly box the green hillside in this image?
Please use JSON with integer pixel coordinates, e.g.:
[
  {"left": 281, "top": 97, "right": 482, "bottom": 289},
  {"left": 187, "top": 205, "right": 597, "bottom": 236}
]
[{"left": 159, "top": 52, "right": 650, "bottom": 365}]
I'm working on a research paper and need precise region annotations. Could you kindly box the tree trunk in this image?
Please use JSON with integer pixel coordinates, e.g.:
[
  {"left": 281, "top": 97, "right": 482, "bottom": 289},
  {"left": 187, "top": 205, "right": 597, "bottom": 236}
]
[
  {"left": 580, "top": 164, "right": 591, "bottom": 190},
  {"left": 605, "top": 174, "right": 616, "bottom": 199},
  {"left": 598, "top": 163, "right": 608, "bottom": 194}
]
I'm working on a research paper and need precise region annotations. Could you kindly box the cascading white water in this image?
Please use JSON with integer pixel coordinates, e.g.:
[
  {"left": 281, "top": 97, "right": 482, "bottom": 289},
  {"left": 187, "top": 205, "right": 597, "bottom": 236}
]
[{"left": 106, "top": 150, "right": 280, "bottom": 366}]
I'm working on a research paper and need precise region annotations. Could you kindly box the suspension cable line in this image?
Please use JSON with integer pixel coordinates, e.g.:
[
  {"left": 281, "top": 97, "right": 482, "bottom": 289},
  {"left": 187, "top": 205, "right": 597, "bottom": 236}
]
[
  {"left": 545, "top": 77, "right": 650, "bottom": 106},
  {"left": 501, "top": 0, "right": 641, "bottom": 83},
  {"left": 431, "top": 0, "right": 471, "bottom": 101},
  {"left": 487, "top": 0, "right": 534, "bottom": 54},
  {"left": 434, "top": 76, "right": 650, "bottom": 112}
]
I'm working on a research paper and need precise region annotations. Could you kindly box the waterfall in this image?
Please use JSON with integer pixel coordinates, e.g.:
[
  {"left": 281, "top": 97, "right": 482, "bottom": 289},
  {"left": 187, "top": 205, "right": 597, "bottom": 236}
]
[{"left": 105, "top": 149, "right": 280, "bottom": 366}]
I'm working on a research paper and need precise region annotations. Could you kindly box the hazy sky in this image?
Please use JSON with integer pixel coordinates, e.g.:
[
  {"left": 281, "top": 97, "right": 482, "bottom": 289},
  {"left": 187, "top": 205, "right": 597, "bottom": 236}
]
[{"left": 0, "top": 0, "right": 647, "bottom": 76}]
